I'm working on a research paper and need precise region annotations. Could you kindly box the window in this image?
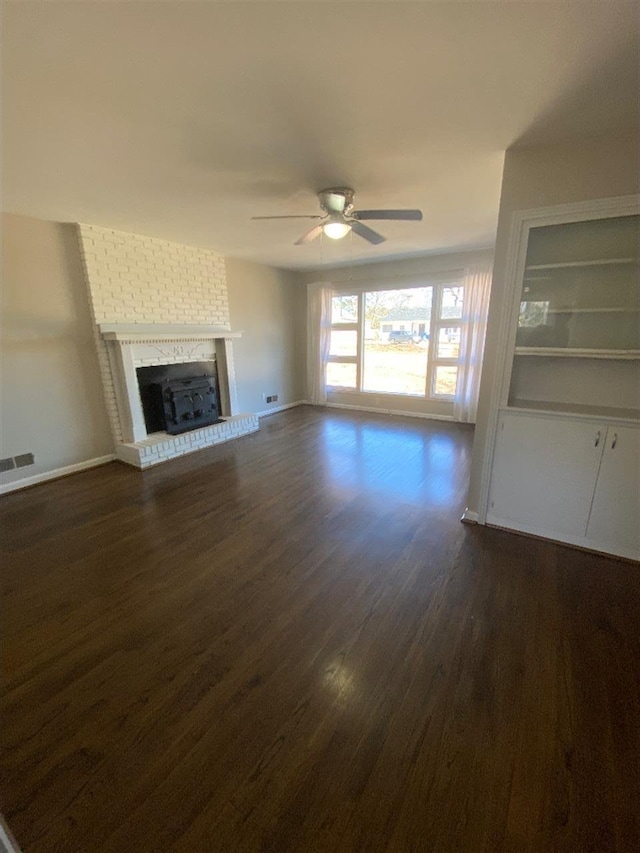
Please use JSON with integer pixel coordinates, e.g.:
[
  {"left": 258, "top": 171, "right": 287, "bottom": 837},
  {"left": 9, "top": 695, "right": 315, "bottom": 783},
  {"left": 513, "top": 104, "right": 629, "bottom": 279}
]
[
  {"left": 327, "top": 295, "right": 359, "bottom": 389},
  {"left": 429, "top": 285, "right": 464, "bottom": 397},
  {"left": 363, "top": 287, "right": 432, "bottom": 395},
  {"left": 326, "top": 281, "right": 465, "bottom": 399}
]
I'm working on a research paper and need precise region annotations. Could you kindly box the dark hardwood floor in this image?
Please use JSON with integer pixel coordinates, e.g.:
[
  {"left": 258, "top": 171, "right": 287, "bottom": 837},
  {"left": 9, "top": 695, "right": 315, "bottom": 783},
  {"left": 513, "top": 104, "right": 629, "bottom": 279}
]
[{"left": 1, "top": 406, "right": 638, "bottom": 852}]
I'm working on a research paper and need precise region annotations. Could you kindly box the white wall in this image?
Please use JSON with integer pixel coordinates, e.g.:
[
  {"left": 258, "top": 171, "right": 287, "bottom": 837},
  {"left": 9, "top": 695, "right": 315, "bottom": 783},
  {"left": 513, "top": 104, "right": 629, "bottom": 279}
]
[
  {"left": 1, "top": 214, "right": 113, "bottom": 488},
  {"left": 296, "top": 247, "right": 494, "bottom": 418},
  {"left": 225, "top": 257, "right": 306, "bottom": 414},
  {"left": 467, "top": 132, "right": 639, "bottom": 514}
]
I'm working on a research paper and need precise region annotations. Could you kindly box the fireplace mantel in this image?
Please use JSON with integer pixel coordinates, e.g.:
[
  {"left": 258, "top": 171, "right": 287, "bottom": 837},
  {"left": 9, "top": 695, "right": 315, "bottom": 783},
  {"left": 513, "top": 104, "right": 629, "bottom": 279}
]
[{"left": 98, "top": 323, "right": 243, "bottom": 343}]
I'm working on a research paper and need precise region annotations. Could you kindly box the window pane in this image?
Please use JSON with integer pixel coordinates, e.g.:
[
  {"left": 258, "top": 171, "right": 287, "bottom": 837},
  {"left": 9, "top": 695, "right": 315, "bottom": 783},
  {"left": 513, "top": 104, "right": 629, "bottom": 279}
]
[
  {"left": 437, "top": 326, "right": 461, "bottom": 358},
  {"left": 326, "top": 361, "right": 357, "bottom": 388},
  {"left": 330, "top": 329, "right": 357, "bottom": 357},
  {"left": 365, "top": 287, "right": 433, "bottom": 339},
  {"left": 331, "top": 295, "right": 358, "bottom": 324},
  {"left": 363, "top": 338, "right": 428, "bottom": 395},
  {"left": 362, "top": 287, "right": 432, "bottom": 395},
  {"left": 440, "top": 286, "right": 464, "bottom": 320},
  {"left": 434, "top": 365, "right": 459, "bottom": 396}
]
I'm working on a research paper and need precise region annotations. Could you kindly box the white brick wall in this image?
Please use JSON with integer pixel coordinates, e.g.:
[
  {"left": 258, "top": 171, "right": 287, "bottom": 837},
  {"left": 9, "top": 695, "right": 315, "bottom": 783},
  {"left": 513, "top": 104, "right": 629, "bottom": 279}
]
[
  {"left": 77, "top": 224, "right": 230, "bottom": 444},
  {"left": 78, "top": 223, "right": 229, "bottom": 326},
  {"left": 115, "top": 414, "right": 260, "bottom": 469}
]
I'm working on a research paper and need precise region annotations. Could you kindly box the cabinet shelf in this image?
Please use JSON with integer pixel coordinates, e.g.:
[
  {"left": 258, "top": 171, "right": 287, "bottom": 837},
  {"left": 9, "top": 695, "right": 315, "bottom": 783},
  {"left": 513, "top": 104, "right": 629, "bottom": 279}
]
[
  {"left": 507, "top": 399, "right": 640, "bottom": 421},
  {"left": 514, "top": 347, "right": 640, "bottom": 359},
  {"left": 539, "top": 307, "right": 639, "bottom": 315},
  {"left": 525, "top": 258, "right": 637, "bottom": 271}
]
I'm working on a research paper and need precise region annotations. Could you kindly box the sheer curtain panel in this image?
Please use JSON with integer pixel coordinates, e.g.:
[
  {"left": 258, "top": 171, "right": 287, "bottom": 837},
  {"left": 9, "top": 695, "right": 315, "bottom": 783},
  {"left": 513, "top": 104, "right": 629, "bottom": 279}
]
[
  {"left": 307, "top": 282, "right": 333, "bottom": 405},
  {"left": 454, "top": 259, "right": 493, "bottom": 423}
]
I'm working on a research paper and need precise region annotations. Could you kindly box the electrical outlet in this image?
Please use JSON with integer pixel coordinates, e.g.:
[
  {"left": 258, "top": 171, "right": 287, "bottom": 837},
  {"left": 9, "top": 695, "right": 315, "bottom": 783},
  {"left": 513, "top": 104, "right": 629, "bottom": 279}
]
[{"left": 265, "top": 394, "right": 279, "bottom": 404}]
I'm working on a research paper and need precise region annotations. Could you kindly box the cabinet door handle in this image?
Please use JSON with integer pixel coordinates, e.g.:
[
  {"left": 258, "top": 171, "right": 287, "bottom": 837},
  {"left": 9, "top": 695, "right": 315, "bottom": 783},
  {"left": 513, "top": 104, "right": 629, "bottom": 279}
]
[
  {"left": 594, "top": 431, "right": 601, "bottom": 447},
  {"left": 611, "top": 433, "right": 618, "bottom": 450}
]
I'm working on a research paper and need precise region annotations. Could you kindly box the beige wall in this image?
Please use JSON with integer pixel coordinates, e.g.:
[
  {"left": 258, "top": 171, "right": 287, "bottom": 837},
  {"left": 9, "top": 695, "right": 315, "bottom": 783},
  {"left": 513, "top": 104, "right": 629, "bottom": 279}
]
[
  {"left": 225, "top": 257, "right": 306, "bottom": 414},
  {"left": 1, "top": 214, "right": 113, "bottom": 487},
  {"left": 296, "top": 247, "right": 494, "bottom": 418},
  {"left": 467, "top": 132, "right": 639, "bottom": 513}
]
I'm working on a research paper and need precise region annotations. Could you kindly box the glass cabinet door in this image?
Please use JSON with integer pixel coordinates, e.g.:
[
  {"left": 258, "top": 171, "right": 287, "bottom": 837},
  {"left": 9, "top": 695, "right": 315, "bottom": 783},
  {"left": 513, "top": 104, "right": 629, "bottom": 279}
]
[
  {"left": 508, "top": 212, "right": 640, "bottom": 420},
  {"left": 515, "top": 215, "right": 639, "bottom": 352}
]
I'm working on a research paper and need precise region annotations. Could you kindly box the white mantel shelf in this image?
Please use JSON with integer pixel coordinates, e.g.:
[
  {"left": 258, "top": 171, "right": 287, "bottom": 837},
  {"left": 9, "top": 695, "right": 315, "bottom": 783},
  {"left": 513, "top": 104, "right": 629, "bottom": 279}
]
[{"left": 98, "top": 323, "right": 243, "bottom": 342}]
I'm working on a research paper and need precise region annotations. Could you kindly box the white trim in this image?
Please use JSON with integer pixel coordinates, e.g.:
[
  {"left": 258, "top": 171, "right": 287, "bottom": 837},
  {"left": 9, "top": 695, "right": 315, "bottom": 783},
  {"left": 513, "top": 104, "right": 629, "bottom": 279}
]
[
  {"left": 255, "top": 400, "right": 307, "bottom": 418},
  {"left": 0, "top": 815, "right": 21, "bottom": 853},
  {"left": 324, "top": 402, "right": 456, "bottom": 422},
  {"left": 461, "top": 509, "right": 479, "bottom": 524},
  {"left": 0, "top": 455, "right": 116, "bottom": 495},
  {"left": 98, "top": 323, "right": 241, "bottom": 342},
  {"left": 476, "top": 194, "right": 640, "bottom": 524}
]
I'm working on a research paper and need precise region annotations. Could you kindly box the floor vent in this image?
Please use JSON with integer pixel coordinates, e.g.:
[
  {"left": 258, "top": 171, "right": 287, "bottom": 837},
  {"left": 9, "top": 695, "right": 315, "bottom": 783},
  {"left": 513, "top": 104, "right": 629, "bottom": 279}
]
[{"left": 0, "top": 458, "right": 15, "bottom": 473}]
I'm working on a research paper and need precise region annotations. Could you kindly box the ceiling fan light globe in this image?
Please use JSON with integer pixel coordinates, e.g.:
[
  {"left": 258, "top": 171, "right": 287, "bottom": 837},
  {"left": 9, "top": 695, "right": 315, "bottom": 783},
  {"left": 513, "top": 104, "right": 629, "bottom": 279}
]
[{"left": 323, "top": 220, "right": 351, "bottom": 240}]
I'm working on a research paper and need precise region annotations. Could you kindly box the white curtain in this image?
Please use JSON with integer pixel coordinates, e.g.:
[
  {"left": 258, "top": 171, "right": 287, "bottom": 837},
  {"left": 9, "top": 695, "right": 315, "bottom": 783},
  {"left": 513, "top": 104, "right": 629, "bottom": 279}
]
[
  {"left": 454, "top": 259, "right": 494, "bottom": 423},
  {"left": 307, "top": 281, "right": 333, "bottom": 405}
]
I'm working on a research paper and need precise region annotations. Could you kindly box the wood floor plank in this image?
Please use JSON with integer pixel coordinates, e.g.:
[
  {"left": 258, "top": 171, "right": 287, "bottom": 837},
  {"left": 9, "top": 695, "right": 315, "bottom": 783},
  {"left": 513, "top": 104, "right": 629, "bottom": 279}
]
[{"left": 1, "top": 406, "right": 638, "bottom": 852}]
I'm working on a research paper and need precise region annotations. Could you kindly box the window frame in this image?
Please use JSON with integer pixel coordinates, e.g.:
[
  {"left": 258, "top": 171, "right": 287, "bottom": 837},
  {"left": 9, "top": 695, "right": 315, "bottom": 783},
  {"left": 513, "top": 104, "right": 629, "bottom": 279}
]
[{"left": 326, "top": 277, "right": 465, "bottom": 400}]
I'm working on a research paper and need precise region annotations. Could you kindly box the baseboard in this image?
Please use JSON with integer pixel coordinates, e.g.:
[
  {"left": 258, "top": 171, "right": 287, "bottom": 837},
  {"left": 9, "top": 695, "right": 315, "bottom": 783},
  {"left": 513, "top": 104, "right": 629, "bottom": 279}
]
[
  {"left": 0, "top": 814, "right": 21, "bottom": 853},
  {"left": 255, "top": 400, "right": 308, "bottom": 418},
  {"left": 324, "top": 402, "right": 456, "bottom": 422},
  {"left": 461, "top": 508, "right": 479, "bottom": 524},
  {"left": 485, "top": 515, "right": 639, "bottom": 563},
  {"left": 0, "top": 454, "right": 116, "bottom": 495}
]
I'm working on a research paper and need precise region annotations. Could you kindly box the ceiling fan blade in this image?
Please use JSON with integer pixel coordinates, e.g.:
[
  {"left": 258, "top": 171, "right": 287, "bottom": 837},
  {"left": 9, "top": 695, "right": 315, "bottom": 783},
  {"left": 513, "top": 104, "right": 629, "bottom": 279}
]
[
  {"left": 294, "top": 224, "right": 324, "bottom": 245},
  {"left": 251, "top": 215, "right": 322, "bottom": 220},
  {"left": 354, "top": 209, "right": 423, "bottom": 221},
  {"left": 351, "top": 221, "right": 386, "bottom": 245}
]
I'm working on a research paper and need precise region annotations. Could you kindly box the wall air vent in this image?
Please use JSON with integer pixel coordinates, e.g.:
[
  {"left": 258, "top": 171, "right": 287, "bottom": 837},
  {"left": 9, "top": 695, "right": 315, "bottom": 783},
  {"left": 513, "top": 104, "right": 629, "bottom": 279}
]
[{"left": 14, "top": 453, "right": 35, "bottom": 468}]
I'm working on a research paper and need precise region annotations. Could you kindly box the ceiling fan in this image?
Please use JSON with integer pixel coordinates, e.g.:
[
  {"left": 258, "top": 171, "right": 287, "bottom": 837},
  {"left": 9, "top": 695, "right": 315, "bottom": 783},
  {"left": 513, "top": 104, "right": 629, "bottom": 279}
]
[{"left": 251, "top": 187, "right": 423, "bottom": 245}]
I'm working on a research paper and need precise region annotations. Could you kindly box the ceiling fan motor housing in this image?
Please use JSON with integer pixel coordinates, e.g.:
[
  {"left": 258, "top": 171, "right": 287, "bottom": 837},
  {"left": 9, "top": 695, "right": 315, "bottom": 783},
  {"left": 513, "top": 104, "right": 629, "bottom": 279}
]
[{"left": 318, "top": 187, "right": 355, "bottom": 215}]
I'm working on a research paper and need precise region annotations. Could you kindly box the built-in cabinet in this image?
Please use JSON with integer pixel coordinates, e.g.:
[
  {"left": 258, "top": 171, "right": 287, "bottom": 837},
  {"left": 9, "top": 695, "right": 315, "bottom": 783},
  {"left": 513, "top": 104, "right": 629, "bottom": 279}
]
[
  {"left": 482, "top": 196, "right": 639, "bottom": 561},
  {"left": 487, "top": 412, "right": 639, "bottom": 559}
]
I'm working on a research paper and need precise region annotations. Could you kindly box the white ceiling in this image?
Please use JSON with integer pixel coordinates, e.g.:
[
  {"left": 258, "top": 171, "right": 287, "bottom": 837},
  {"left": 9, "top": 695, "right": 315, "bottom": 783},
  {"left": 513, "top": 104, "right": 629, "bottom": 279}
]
[{"left": 2, "top": 1, "right": 638, "bottom": 270}]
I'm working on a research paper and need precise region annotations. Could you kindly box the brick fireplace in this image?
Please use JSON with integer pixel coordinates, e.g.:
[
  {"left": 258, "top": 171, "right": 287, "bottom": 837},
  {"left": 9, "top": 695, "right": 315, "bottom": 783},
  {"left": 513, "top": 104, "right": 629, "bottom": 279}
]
[{"left": 78, "top": 224, "right": 259, "bottom": 468}]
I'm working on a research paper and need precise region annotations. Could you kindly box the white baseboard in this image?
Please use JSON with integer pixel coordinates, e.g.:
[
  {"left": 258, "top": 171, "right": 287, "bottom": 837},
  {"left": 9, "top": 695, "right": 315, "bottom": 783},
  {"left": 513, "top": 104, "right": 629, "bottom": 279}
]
[
  {"left": 485, "top": 514, "right": 639, "bottom": 563},
  {"left": 0, "top": 814, "right": 21, "bottom": 853},
  {"left": 255, "top": 400, "right": 307, "bottom": 418},
  {"left": 324, "top": 401, "right": 456, "bottom": 422},
  {"left": 0, "top": 454, "right": 116, "bottom": 495},
  {"left": 461, "top": 508, "right": 479, "bottom": 524}
]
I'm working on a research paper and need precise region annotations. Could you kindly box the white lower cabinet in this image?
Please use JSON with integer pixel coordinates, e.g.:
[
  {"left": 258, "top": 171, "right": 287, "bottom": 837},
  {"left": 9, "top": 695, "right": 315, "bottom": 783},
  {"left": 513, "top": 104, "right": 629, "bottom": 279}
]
[
  {"left": 487, "top": 411, "right": 639, "bottom": 560},
  {"left": 585, "top": 426, "right": 640, "bottom": 556}
]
